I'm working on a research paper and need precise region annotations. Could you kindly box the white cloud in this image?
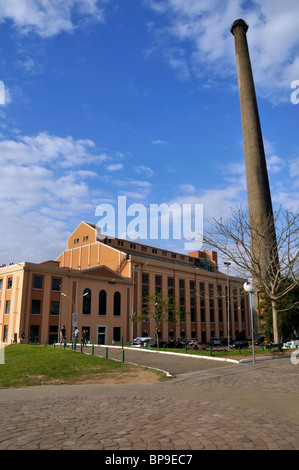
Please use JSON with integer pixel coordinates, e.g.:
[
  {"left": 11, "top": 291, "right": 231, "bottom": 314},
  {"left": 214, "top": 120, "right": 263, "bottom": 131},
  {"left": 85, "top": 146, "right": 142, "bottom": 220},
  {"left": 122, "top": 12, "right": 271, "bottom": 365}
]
[
  {"left": 134, "top": 165, "right": 155, "bottom": 177},
  {"left": 152, "top": 139, "right": 170, "bottom": 145},
  {"left": 145, "top": 0, "right": 299, "bottom": 103},
  {"left": 266, "top": 155, "right": 285, "bottom": 173},
  {"left": 0, "top": 0, "right": 106, "bottom": 38},
  {"left": 0, "top": 132, "right": 106, "bottom": 168},
  {"left": 0, "top": 132, "right": 112, "bottom": 264},
  {"left": 106, "top": 163, "right": 124, "bottom": 172}
]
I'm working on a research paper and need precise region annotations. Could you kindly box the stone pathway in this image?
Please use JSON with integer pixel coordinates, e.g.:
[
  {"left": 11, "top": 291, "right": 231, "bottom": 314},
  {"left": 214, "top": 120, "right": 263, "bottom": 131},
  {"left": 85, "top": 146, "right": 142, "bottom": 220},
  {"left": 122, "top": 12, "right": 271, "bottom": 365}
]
[{"left": 0, "top": 350, "right": 298, "bottom": 451}]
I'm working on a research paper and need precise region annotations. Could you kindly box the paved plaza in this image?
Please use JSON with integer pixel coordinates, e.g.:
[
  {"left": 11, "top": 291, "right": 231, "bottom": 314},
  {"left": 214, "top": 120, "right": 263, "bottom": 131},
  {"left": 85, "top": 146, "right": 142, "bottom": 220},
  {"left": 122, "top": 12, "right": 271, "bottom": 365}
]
[{"left": 0, "top": 348, "right": 298, "bottom": 451}]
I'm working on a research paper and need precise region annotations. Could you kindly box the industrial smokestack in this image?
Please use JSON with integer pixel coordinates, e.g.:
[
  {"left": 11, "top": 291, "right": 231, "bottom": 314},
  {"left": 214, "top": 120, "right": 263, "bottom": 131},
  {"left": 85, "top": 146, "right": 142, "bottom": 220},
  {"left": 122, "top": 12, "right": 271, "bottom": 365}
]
[
  {"left": 230, "top": 19, "right": 277, "bottom": 272},
  {"left": 230, "top": 19, "right": 274, "bottom": 228},
  {"left": 231, "top": 19, "right": 279, "bottom": 337}
]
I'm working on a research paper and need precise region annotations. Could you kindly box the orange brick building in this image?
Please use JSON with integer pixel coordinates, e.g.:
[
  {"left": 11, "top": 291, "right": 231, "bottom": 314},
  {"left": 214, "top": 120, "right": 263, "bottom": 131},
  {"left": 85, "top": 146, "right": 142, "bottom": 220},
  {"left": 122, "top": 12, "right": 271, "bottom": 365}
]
[{"left": 0, "top": 222, "right": 250, "bottom": 346}]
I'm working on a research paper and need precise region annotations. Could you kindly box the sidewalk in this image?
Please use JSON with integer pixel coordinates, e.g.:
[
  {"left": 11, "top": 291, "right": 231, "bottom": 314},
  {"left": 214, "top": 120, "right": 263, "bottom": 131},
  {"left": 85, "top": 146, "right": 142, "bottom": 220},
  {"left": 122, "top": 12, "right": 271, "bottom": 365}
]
[{"left": 0, "top": 350, "right": 298, "bottom": 450}]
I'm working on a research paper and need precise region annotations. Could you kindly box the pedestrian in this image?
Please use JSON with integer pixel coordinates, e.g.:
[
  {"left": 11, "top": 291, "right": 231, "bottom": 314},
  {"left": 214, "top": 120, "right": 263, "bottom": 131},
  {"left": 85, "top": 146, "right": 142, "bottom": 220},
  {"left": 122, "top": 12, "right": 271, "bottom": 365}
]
[
  {"left": 20, "top": 332, "right": 25, "bottom": 344},
  {"left": 60, "top": 325, "right": 66, "bottom": 346},
  {"left": 73, "top": 327, "right": 79, "bottom": 350},
  {"left": 82, "top": 329, "right": 87, "bottom": 347}
]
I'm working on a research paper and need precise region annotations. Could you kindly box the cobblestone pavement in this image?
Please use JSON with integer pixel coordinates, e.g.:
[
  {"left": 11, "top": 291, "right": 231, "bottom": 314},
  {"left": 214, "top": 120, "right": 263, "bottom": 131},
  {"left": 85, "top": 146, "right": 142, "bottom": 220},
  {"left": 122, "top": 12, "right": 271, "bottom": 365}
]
[{"left": 0, "top": 349, "right": 298, "bottom": 451}]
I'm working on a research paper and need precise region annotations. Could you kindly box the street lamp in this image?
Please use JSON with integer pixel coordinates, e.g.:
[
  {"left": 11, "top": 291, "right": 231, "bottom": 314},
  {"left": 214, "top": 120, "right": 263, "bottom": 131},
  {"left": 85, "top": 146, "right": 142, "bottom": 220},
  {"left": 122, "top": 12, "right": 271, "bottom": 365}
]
[
  {"left": 224, "top": 262, "right": 231, "bottom": 350},
  {"left": 243, "top": 281, "right": 256, "bottom": 364},
  {"left": 61, "top": 291, "right": 88, "bottom": 343}
]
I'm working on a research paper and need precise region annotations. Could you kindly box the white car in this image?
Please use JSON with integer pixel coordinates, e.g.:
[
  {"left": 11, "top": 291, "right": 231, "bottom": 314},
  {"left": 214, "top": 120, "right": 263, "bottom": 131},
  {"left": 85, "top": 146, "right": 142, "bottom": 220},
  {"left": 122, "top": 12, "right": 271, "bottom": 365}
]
[
  {"left": 283, "top": 340, "right": 299, "bottom": 349},
  {"left": 188, "top": 340, "right": 198, "bottom": 345},
  {"left": 133, "top": 337, "right": 152, "bottom": 347}
]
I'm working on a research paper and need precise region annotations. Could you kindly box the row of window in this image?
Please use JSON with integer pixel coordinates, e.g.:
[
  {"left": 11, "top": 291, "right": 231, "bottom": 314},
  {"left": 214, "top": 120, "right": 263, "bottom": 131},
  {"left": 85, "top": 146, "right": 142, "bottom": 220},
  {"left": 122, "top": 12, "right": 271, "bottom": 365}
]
[
  {"left": 0, "top": 277, "right": 12, "bottom": 291},
  {"left": 105, "top": 237, "right": 212, "bottom": 268},
  {"left": 30, "top": 289, "right": 122, "bottom": 316},
  {"left": 73, "top": 235, "right": 89, "bottom": 244},
  {"left": 33, "top": 276, "right": 61, "bottom": 291},
  {"left": 141, "top": 276, "right": 246, "bottom": 324}
]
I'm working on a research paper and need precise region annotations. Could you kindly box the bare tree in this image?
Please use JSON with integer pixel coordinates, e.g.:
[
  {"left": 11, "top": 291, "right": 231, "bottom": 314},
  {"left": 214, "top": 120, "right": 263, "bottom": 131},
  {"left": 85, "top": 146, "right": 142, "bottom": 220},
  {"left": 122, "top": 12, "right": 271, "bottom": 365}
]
[{"left": 203, "top": 206, "right": 299, "bottom": 343}]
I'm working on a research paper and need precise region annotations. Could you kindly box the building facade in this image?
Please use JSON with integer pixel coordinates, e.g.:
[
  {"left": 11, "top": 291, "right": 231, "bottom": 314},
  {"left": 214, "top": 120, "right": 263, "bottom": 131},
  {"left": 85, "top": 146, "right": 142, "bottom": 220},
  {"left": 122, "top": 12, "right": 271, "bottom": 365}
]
[{"left": 0, "top": 222, "right": 250, "bottom": 346}]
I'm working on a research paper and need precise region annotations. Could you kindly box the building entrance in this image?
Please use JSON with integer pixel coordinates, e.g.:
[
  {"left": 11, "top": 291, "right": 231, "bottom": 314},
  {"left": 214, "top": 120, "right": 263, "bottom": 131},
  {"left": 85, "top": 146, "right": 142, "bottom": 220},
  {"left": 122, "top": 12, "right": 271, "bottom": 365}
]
[{"left": 97, "top": 326, "right": 106, "bottom": 345}]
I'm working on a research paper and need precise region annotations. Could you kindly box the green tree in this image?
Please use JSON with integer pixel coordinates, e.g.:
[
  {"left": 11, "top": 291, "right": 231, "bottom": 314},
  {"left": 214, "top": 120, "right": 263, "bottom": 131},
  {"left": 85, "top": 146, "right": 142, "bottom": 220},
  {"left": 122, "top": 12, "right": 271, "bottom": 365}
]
[
  {"left": 135, "top": 292, "right": 187, "bottom": 347},
  {"left": 259, "top": 280, "right": 299, "bottom": 341}
]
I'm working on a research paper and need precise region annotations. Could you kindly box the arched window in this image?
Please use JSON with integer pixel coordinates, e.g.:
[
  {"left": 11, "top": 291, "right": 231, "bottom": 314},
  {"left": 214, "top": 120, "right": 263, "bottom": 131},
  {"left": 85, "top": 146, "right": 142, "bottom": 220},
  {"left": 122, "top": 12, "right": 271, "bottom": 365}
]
[
  {"left": 113, "top": 291, "right": 121, "bottom": 316},
  {"left": 99, "top": 290, "right": 107, "bottom": 316},
  {"left": 82, "top": 288, "right": 91, "bottom": 315}
]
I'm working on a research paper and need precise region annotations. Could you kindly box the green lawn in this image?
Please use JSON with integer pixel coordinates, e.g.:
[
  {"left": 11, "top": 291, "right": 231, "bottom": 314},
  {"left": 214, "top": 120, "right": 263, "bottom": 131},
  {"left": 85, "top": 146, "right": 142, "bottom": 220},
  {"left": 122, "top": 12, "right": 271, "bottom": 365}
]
[
  {"left": 0, "top": 344, "right": 143, "bottom": 388},
  {"left": 138, "top": 345, "right": 281, "bottom": 358}
]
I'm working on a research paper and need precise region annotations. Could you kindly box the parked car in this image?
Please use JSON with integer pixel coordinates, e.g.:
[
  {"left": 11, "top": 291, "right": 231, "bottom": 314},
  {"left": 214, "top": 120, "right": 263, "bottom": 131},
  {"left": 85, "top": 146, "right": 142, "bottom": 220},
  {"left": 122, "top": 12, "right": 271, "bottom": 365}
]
[
  {"left": 232, "top": 340, "right": 248, "bottom": 349},
  {"left": 208, "top": 337, "right": 221, "bottom": 346},
  {"left": 188, "top": 340, "right": 198, "bottom": 346},
  {"left": 133, "top": 337, "right": 152, "bottom": 347},
  {"left": 165, "top": 340, "right": 176, "bottom": 348},
  {"left": 283, "top": 340, "right": 299, "bottom": 349}
]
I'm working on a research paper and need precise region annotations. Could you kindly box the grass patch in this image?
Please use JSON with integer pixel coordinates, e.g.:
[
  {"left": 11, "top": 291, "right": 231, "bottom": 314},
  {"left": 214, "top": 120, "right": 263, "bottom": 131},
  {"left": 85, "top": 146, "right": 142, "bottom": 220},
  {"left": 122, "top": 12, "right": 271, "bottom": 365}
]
[
  {"left": 0, "top": 344, "right": 146, "bottom": 388},
  {"left": 140, "top": 346, "right": 282, "bottom": 358}
]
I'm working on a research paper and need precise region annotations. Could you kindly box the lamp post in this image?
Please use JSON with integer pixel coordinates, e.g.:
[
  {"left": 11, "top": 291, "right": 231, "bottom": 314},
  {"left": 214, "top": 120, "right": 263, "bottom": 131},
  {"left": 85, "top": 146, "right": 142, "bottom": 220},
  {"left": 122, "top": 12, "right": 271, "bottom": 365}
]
[
  {"left": 224, "top": 262, "right": 231, "bottom": 350},
  {"left": 243, "top": 281, "right": 256, "bottom": 364}
]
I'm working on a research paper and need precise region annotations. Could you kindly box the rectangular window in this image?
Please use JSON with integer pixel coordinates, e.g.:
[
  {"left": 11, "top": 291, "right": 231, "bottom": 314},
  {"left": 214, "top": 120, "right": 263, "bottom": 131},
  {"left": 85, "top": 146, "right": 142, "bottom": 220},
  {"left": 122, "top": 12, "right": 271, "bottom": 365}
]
[
  {"left": 5, "top": 299, "right": 10, "bottom": 314},
  {"left": 33, "top": 276, "right": 43, "bottom": 289},
  {"left": 209, "top": 284, "right": 214, "bottom": 323},
  {"left": 50, "top": 301, "right": 60, "bottom": 316},
  {"left": 31, "top": 299, "right": 41, "bottom": 315},
  {"left": 190, "top": 281, "right": 196, "bottom": 323},
  {"left": 168, "top": 277, "right": 174, "bottom": 322},
  {"left": 52, "top": 278, "right": 61, "bottom": 291},
  {"left": 7, "top": 277, "right": 12, "bottom": 290},
  {"left": 240, "top": 289, "right": 245, "bottom": 323},
  {"left": 179, "top": 279, "right": 185, "bottom": 322},
  {"left": 0, "top": 279, "right": 2, "bottom": 291},
  {"left": 113, "top": 327, "right": 121, "bottom": 342},
  {"left": 3, "top": 325, "right": 8, "bottom": 343},
  {"left": 200, "top": 283, "right": 205, "bottom": 322},
  {"left": 218, "top": 285, "right": 223, "bottom": 322}
]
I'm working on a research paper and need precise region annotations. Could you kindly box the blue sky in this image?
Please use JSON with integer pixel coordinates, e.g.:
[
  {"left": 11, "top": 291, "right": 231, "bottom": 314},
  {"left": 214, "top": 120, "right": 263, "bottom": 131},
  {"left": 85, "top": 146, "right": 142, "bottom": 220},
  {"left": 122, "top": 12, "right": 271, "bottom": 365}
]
[{"left": 0, "top": 0, "right": 298, "bottom": 265}]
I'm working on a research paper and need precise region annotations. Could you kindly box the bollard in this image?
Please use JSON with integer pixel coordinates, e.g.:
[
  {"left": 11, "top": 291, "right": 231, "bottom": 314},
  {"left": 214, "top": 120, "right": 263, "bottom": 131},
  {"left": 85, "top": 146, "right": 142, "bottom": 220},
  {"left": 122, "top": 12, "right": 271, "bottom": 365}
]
[
  {"left": 122, "top": 349, "right": 125, "bottom": 363},
  {"left": 238, "top": 346, "right": 241, "bottom": 354},
  {"left": 53, "top": 342, "right": 55, "bottom": 348},
  {"left": 92, "top": 344, "right": 94, "bottom": 355},
  {"left": 81, "top": 343, "right": 83, "bottom": 353},
  {"left": 209, "top": 346, "right": 212, "bottom": 356},
  {"left": 64, "top": 340, "right": 66, "bottom": 349},
  {"left": 106, "top": 347, "right": 108, "bottom": 359}
]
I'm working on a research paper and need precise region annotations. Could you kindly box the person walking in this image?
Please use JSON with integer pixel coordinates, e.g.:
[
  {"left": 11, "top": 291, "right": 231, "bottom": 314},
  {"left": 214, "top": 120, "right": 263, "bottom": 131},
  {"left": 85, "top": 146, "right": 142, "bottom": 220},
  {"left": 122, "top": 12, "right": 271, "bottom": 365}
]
[
  {"left": 73, "top": 327, "right": 79, "bottom": 350},
  {"left": 60, "top": 325, "right": 66, "bottom": 346}
]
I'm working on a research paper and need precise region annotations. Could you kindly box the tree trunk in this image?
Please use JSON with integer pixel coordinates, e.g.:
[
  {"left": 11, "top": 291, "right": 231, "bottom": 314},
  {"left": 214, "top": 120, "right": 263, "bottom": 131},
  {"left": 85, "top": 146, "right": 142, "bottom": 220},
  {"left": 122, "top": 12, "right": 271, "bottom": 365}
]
[{"left": 271, "top": 299, "right": 279, "bottom": 343}]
